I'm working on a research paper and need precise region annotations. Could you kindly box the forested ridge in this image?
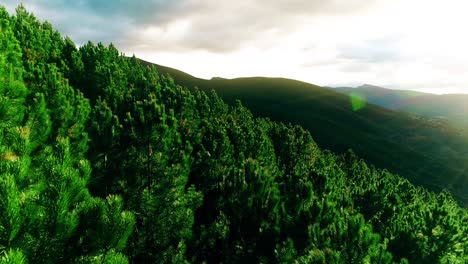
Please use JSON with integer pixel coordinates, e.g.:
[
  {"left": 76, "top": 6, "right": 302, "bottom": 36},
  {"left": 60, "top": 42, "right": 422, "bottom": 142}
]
[
  {"left": 144, "top": 62, "right": 468, "bottom": 206},
  {"left": 0, "top": 5, "right": 466, "bottom": 263}
]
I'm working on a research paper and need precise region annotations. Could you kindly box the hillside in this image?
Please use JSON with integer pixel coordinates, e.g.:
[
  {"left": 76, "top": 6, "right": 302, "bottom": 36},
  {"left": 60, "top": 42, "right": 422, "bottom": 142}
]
[
  {"left": 335, "top": 84, "right": 468, "bottom": 126},
  {"left": 333, "top": 84, "right": 427, "bottom": 109},
  {"left": 0, "top": 5, "right": 467, "bottom": 263},
  {"left": 145, "top": 61, "right": 468, "bottom": 206}
]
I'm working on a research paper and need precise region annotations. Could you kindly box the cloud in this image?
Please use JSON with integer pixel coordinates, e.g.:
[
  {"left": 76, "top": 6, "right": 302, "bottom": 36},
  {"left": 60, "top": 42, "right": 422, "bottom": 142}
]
[
  {"left": 3, "top": 0, "right": 468, "bottom": 94},
  {"left": 3, "top": 0, "right": 375, "bottom": 52},
  {"left": 134, "top": 0, "right": 374, "bottom": 52},
  {"left": 339, "top": 62, "right": 372, "bottom": 73},
  {"left": 4, "top": 0, "right": 179, "bottom": 46},
  {"left": 338, "top": 39, "right": 401, "bottom": 63}
]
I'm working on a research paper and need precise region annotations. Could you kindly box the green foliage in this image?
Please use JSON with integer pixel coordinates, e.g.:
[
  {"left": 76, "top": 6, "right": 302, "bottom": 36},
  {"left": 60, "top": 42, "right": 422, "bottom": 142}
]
[
  {"left": 74, "top": 250, "right": 129, "bottom": 264},
  {"left": 0, "top": 249, "right": 26, "bottom": 264},
  {"left": 0, "top": 6, "right": 135, "bottom": 263},
  {"left": 0, "top": 5, "right": 466, "bottom": 263},
  {"left": 74, "top": 195, "right": 135, "bottom": 260},
  {"left": 0, "top": 174, "right": 22, "bottom": 248},
  {"left": 0, "top": 7, "right": 26, "bottom": 128}
]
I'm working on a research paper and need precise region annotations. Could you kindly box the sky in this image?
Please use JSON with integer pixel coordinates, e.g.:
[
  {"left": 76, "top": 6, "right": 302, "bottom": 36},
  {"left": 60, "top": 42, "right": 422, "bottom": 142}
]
[{"left": 4, "top": 0, "right": 468, "bottom": 94}]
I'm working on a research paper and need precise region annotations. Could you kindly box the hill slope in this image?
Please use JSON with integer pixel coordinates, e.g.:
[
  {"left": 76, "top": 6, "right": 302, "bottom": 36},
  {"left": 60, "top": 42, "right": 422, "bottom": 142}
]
[
  {"left": 335, "top": 84, "right": 468, "bottom": 126},
  {"left": 333, "top": 84, "right": 427, "bottom": 109},
  {"left": 149, "top": 61, "right": 468, "bottom": 205}
]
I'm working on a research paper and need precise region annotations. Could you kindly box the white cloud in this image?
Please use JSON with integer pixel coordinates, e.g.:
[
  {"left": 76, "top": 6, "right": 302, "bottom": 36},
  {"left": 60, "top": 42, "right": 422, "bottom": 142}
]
[{"left": 3, "top": 0, "right": 468, "bottom": 93}]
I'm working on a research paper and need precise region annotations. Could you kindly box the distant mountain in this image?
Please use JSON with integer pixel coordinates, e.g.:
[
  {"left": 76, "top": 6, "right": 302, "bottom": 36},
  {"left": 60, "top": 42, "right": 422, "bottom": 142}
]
[
  {"left": 400, "top": 93, "right": 468, "bottom": 124},
  {"left": 145, "top": 61, "right": 468, "bottom": 206},
  {"left": 334, "top": 84, "right": 426, "bottom": 109},
  {"left": 334, "top": 84, "right": 468, "bottom": 126}
]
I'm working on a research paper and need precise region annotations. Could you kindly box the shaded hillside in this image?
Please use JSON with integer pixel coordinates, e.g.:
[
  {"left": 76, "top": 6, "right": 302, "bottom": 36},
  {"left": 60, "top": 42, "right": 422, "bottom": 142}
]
[
  {"left": 149, "top": 61, "right": 468, "bottom": 205},
  {"left": 335, "top": 84, "right": 468, "bottom": 126}
]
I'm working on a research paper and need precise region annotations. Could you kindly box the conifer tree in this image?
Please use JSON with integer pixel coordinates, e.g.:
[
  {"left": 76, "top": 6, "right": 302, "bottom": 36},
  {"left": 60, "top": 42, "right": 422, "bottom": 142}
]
[{"left": 0, "top": 249, "right": 26, "bottom": 264}]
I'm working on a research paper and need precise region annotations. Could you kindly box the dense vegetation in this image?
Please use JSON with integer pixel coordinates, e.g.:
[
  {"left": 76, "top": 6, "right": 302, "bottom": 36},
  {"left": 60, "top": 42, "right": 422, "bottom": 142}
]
[
  {"left": 0, "top": 5, "right": 467, "bottom": 263},
  {"left": 147, "top": 63, "right": 468, "bottom": 206}
]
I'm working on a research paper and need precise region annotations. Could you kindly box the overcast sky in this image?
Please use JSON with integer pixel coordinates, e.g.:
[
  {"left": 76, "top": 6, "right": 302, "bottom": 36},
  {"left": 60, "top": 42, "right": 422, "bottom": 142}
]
[{"left": 4, "top": 0, "right": 468, "bottom": 94}]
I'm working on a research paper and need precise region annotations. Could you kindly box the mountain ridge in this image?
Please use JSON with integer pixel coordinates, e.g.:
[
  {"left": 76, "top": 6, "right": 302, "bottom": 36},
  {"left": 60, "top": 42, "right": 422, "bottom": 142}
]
[{"left": 143, "top": 60, "right": 468, "bottom": 206}]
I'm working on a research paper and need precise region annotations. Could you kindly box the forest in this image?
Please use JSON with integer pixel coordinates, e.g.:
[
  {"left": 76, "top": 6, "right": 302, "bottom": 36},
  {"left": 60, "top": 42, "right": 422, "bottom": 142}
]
[
  {"left": 144, "top": 62, "right": 468, "bottom": 206},
  {"left": 0, "top": 5, "right": 467, "bottom": 263}
]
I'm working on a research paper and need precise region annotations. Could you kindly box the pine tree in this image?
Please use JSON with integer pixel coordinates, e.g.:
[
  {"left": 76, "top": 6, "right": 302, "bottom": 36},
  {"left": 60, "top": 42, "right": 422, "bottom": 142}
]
[
  {"left": 0, "top": 249, "right": 26, "bottom": 264},
  {"left": 0, "top": 7, "right": 29, "bottom": 258},
  {"left": 88, "top": 99, "right": 122, "bottom": 195}
]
